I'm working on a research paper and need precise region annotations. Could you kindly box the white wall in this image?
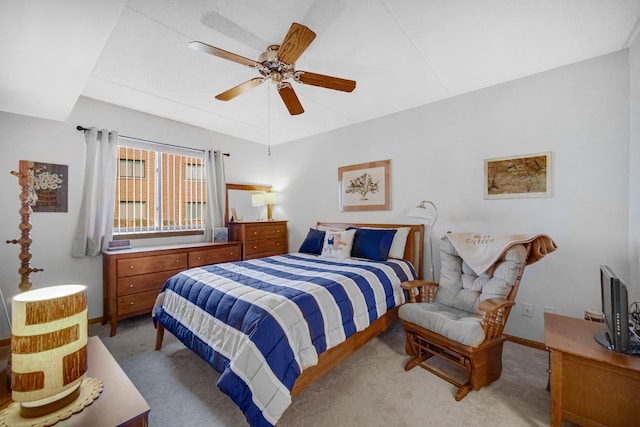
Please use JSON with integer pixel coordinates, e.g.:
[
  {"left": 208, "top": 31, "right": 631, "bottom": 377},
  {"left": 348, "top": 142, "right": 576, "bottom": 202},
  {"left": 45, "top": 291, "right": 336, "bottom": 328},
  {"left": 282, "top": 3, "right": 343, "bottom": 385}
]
[
  {"left": 629, "top": 33, "right": 640, "bottom": 304},
  {"left": 0, "top": 50, "right": 633, "bottom": 344},
  {"left": 272, "top": 50, "right": 631, "bottom": 342},
  {"left": 0, "top": 97, "right": 268, "bottom": 338}
]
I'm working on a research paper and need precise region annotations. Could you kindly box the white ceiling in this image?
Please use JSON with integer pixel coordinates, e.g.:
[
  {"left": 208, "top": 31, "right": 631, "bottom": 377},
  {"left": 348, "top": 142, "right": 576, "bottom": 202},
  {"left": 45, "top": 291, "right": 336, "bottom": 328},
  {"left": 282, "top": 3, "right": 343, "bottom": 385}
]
[{"left": 2, "top": 0, "right": 640, "bottom": 145}]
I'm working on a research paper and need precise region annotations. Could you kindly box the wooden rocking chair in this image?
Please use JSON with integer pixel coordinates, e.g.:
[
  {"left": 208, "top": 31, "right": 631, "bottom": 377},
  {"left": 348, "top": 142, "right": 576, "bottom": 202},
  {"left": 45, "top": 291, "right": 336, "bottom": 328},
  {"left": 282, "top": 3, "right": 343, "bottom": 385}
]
[{"left": 399, "top": 233, "right": 555, "bottom": 400}]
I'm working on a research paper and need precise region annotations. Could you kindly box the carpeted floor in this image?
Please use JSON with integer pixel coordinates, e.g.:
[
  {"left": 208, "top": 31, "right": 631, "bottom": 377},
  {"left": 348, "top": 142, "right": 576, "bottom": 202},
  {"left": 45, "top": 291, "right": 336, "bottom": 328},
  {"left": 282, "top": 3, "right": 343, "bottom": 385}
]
[{"left": 89, "top": 316, "right": 555, "bottom": 426}]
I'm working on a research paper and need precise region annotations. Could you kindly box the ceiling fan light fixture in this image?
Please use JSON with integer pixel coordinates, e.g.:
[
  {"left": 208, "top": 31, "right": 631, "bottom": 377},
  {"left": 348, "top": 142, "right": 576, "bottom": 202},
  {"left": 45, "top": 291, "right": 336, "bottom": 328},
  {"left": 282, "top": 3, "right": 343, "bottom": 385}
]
[{"left": 190, "top": 22, "right": 356, "bottom": 115}]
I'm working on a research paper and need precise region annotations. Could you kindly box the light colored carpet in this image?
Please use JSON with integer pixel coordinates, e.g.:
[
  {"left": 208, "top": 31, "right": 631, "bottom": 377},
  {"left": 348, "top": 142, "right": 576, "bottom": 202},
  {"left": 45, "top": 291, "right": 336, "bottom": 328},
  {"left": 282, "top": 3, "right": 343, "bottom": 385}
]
[{"left": 89, "top": 317, "right": 554, "bottom": 426}]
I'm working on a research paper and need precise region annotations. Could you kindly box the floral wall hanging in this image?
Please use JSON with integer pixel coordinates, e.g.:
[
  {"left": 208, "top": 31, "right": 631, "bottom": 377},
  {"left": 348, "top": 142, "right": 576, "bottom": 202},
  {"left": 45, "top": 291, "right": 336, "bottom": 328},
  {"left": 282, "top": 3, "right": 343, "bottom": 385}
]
[{"left": 29, "top": 162, "right": 68, "bottom": 212}]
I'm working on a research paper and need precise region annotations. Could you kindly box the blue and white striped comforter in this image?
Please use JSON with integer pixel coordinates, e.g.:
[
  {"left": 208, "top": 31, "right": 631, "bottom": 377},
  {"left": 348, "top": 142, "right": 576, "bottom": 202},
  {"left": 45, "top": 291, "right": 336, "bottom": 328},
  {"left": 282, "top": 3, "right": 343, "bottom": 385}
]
[{"left": 154, "top": 253, "right": 416, "bottom": 426}]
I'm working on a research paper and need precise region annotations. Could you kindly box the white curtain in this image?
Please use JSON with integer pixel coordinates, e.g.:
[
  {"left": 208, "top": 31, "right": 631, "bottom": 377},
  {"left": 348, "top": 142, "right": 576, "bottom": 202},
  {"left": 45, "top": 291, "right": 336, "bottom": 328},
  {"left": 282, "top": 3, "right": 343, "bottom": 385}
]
[
  {"left": 71, "top": 128, "right": 118, "bottom": 257},
  {"left": 203, "top": 149, "right": 226, "bottom": 241}
]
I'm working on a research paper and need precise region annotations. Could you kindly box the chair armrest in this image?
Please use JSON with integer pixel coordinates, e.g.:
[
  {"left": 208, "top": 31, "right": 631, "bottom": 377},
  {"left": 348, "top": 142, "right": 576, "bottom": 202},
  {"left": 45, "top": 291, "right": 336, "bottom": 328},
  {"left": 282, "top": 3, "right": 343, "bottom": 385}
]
[
  {"left": 478, "top": 298, "right": 516, "bottom": 340},
  {"left": 401, "top": 280, "right": 438, "bottom": 303},
  {"left": 477, "top": 298, "right": 514, "bottom": 313}
]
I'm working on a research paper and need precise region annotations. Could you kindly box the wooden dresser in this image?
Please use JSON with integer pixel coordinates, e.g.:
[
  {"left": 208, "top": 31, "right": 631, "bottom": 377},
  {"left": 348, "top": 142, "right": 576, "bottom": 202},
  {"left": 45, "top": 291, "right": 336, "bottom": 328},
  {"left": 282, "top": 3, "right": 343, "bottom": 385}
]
[
  {"left": 228, "top": 220, "right": 288, "bottom": 260},
  {"left": 102, "top": 241, "right": 241, "bottom": 336}
]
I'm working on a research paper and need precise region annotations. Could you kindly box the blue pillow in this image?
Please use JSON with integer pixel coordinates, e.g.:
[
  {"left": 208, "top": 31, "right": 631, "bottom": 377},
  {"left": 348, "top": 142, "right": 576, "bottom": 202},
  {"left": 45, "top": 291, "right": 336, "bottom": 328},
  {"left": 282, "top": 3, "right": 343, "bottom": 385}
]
[
  {"left": 299, "top": 228, "right": 326, "bottom": 254},
  {"left": 350, "top": 228, "right": 397, "bottom": 261}
]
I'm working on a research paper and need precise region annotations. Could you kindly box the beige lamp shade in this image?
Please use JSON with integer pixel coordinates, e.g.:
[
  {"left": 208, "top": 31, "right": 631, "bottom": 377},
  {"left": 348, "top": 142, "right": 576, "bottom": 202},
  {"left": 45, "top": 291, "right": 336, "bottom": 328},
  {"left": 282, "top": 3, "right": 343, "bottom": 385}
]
[
  {"left": 11, "top": 284, "right": 88, "bottom": 418},
  {"left": 251, "top": 192, "right": 266, "bottom": 207},
  {"left": 263, "top": 192, "right": 278, "bottom": 205}
]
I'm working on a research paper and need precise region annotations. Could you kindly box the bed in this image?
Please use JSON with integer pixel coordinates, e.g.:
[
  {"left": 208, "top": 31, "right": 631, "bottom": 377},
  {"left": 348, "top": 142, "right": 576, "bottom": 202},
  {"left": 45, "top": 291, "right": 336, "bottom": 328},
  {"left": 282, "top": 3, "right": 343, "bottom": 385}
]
[{"left": 153, "top": 222, "right": 424, "bottom": 426}]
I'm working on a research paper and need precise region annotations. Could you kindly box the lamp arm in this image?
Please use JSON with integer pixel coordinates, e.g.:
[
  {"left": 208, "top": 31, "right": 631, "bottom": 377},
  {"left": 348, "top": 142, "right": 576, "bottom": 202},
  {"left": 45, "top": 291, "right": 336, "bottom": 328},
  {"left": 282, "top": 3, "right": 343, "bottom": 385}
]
[
  {"left": 418, "top": 200, "right": 438, "bottom": 224},
  {"left": 417, "top": 201, "right": 438, "bottom": 281}
]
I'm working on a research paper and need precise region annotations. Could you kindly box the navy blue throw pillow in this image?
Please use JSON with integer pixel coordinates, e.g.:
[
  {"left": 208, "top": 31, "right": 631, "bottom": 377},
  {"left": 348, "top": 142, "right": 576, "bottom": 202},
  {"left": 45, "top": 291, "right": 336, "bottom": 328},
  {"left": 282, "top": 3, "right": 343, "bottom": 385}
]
[
  {"left": 350, "top": 228, "right": 397, "bottom": 261},
  {"left": 299, "top": 228, "right": 326, "bottom": 254}
]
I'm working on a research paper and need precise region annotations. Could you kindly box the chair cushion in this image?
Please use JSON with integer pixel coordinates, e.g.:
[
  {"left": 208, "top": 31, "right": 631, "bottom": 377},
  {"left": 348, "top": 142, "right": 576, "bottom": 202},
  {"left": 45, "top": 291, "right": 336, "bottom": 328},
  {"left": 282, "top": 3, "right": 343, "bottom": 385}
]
[
  {"left": 434, "top": 238, "right": 527, "bottom": 314},
  {"left": 399, "top": 302, "right": 485, "bottom": 347}
]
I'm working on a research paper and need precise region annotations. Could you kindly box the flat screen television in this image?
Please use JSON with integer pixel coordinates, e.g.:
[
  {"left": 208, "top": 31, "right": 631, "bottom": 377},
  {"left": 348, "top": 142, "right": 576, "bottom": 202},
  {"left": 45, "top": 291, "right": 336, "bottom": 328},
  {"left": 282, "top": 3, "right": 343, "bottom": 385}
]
[{"left": 594, "top": 265, "right": 630, "bottom": 352}]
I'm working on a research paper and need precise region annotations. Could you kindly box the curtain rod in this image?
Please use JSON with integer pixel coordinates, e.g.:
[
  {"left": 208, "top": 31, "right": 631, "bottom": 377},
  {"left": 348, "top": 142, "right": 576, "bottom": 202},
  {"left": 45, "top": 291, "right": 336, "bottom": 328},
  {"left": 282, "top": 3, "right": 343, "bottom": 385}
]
[{"left": 76, "top": 125, "right": 230, "bottom": 157}]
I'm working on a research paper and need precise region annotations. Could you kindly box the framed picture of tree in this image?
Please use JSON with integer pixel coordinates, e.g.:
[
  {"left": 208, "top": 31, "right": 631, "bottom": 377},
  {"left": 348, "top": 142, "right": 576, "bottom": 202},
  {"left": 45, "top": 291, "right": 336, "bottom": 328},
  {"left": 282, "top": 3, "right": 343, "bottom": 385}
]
[{"left": 338, "top": 159, "right": 390, "bottom": 211}]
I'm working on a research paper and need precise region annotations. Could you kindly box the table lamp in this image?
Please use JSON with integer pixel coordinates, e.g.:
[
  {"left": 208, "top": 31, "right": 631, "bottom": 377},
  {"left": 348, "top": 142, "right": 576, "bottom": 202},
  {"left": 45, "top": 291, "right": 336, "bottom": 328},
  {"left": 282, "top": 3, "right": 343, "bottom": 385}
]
[
  {"left": 251, "top": 192, "right": 266, "bottom": 220},
  {"left": 263, "top": 192, "right": 278, "bottom": 221},
  {"left": 8, "top": 284, "right": 101, "bottom": 423}
]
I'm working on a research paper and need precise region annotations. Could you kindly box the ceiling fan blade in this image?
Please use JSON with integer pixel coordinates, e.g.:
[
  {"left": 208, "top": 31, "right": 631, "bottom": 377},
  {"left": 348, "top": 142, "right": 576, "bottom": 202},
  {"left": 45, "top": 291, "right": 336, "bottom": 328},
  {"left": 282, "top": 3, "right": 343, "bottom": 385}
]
[
  {"left": 276, "top": 23, "right": 316, "bottom": 65},
  {"left": 277, "top": 82, "right": 304, "bottom": 115},
  {"left": 188, "top": 41, "right": 259, "bottom": 68},
  {"left": 215, "top": 77, "right": 264, "bottom": 101},
  {"left": 294, "top": 71, "right": 356, "bottom": 92}
]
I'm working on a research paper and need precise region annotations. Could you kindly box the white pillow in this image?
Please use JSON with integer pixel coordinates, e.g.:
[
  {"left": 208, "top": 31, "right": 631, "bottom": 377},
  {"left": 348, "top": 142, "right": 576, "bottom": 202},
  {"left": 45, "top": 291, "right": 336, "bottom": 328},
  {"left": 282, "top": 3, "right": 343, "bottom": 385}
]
[
  {"left": 360, "top": 227, "right": 410, "bottom": 259},
  {"left": 320, "top": 229, "right": 356, "bottom": 259}
]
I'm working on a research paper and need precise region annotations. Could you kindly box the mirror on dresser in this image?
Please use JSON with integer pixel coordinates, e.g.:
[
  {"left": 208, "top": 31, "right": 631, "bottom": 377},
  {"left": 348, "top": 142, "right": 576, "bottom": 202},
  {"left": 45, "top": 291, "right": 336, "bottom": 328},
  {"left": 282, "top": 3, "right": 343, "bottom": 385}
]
[{"left": 225, "top": 183, "right": 273, "bottom": 224}]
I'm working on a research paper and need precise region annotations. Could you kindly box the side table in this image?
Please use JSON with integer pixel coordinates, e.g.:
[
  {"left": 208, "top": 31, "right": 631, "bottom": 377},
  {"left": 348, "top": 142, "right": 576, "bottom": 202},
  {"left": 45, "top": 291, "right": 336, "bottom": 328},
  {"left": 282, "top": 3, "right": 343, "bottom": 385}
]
[
  {"left": 1, "top": 336, "right": 149, "bottom": 426},
  {"left": 545, "top": 312, "right": 640, "bottom": 427}
]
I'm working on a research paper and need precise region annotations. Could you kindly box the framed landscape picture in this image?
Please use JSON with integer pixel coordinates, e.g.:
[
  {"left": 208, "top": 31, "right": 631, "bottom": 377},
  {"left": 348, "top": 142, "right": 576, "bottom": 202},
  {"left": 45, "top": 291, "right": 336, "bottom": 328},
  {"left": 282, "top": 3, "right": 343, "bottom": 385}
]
[
  {"left": 338, "top": 159, "right": 390, "bottom": 211},
  {"left": 484, "top": 152, "right": 552, "bottom": 199}
]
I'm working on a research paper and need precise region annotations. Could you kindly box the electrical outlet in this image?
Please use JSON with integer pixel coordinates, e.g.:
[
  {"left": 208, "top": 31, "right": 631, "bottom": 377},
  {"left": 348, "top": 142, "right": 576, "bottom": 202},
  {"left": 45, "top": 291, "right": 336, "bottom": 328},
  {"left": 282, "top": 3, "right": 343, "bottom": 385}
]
[{"left": 522, "top": 303, "right": 534, "bottom": 318}]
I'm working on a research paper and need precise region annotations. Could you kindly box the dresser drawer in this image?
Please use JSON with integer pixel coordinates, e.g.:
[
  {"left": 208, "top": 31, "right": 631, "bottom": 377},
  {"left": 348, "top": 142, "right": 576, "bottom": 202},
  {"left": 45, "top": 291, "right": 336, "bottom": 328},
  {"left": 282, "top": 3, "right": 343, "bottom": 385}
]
[
  {"left": 245, "top": 238, "right": 286, "bottom": 256},
  {"left": 188, "top": 244, "right": 241, "bottom": 267},
  {"left": 117, "top": 253, "right": 187, "bottom": 277},
  {"left": 117, "top": 290, "right": 159, "bottom": 316},
  {"left": 245, "top": 223, "right": 287, "bottom": 240},
  {"left": 117, "top": 269, "right": 183, "bottom": 296}
]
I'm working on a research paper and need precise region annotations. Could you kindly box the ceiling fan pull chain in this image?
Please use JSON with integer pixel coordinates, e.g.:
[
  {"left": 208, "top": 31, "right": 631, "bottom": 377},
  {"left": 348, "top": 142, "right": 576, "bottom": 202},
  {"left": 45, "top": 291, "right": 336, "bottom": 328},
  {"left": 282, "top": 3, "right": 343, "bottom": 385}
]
[{"left": 267, "top": 84, "right": 271, "bottom": 157}]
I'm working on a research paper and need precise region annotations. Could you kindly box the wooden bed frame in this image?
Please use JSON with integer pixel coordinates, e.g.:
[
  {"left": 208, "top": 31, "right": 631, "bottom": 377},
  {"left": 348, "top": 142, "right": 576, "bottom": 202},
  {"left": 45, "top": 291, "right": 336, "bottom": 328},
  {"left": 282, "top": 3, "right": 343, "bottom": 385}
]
[{"left": 155, "top": 222, "right": 425, "bottom": 397}]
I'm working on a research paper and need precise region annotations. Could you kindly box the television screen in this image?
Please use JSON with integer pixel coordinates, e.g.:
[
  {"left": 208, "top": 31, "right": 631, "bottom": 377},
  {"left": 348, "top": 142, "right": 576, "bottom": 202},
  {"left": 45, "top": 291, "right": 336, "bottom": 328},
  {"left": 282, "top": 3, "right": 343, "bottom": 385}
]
[{"left": 595, "top": 265, "right": 629, "bottom": 352}]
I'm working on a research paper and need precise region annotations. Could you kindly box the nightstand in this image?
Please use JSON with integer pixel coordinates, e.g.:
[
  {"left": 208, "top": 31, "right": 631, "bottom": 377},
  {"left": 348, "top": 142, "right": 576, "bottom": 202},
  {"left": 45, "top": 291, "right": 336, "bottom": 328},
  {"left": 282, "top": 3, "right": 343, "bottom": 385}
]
[{"left": 0, "top": 336, "right": 149, "bottom": 426}]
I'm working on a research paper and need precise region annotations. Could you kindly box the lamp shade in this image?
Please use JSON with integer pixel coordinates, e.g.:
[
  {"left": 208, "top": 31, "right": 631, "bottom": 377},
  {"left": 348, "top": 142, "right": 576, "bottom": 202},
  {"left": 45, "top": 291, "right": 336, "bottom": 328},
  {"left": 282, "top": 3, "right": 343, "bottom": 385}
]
[
  {"left": 263, "top": 192, "right": 278, "bottom": 205},
  {"left": 406, "top": 200, "right": 438, "bottom": 225},
  {"left": 11, "top": 284, "right": 88, "bottom": 418},
  {"left": 251, "top": 193, "right": 265, "bottom": 207}
]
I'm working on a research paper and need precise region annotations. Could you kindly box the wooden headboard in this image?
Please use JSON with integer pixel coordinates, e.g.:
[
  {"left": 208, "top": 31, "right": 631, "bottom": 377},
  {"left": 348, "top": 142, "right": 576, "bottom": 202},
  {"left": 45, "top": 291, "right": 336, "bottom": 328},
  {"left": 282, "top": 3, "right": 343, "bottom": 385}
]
[{"left": 316, "top": 222, "right": 425, "bottom": 280}]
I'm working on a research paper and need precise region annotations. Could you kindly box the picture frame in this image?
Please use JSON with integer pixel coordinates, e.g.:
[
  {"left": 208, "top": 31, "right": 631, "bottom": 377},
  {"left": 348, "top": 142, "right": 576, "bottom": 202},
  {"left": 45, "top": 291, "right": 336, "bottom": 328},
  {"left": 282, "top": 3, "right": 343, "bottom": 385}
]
[
  {"left": 213, "top": 227, "right": 229, "bottom": 243},
  {"left": 30, "top": 162, "right": 68, "bottom": 212},
  {"left": 484, "top": 152, "right": 552, "bottom": 199},
  {"left": 338, "top": 159, "right": 390, "bottom": 211}
]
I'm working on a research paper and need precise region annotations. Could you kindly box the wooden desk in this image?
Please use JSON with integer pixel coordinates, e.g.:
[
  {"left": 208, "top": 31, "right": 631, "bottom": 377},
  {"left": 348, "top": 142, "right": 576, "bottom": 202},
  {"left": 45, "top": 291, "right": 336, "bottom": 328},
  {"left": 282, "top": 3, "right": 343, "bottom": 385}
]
[
  {"left": 544, "top": 313, "right": 640, "bottom": 427},
  {"left": 1, "top": 336, "right": 150, "bottom": 426}
]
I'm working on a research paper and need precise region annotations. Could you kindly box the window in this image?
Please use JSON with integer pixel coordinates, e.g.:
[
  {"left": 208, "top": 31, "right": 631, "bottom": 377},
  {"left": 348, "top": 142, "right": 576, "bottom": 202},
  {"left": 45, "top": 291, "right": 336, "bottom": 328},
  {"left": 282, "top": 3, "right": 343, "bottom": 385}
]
[
  {"left": 118, "top": 159, "right": 145, "bottom": 178},
  {"left": 113, "top": 141, "right": 207, "bottom": 236},
  {"left": 185, "top": 202, "right": 206, "bottom": 222},
  {"left": 185, "top": 163, "right": 204, "bottom": 181}
]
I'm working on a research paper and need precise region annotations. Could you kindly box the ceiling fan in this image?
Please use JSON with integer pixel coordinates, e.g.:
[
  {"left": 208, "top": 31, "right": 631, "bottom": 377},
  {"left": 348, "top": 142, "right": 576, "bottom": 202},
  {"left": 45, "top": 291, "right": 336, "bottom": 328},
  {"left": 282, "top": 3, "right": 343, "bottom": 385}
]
[{"left": 189, "top": 22, "right": 356, "bottom": 115}]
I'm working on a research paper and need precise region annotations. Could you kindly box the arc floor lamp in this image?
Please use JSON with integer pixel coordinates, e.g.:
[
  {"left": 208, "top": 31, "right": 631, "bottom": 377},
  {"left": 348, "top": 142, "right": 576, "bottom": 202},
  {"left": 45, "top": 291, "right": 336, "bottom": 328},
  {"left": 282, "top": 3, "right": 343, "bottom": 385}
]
[{"left": 407, "top": 201, "right": 439, "bottom": 281}]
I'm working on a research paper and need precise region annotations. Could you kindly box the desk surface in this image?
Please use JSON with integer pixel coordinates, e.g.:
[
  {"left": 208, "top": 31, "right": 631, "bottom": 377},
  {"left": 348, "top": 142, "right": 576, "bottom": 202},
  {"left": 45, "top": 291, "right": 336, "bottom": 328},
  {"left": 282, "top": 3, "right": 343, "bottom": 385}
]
[{"left": 544, "top": 312, "right": 640, "bottom": 371}]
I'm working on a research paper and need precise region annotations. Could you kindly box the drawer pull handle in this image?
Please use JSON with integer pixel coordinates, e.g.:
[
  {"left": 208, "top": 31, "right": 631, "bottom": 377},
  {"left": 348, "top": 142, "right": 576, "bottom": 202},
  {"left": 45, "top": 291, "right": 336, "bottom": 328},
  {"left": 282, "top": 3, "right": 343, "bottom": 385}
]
[
  {"left": 253, "top": 232, "right": 257, "bottom": 235},
  {"left": 254, "top": 246, "right": 257, "bottom": 249},
  {"left": 129, "top": 302, "right": 135, "bottom": 305},
  {"left": 129, "top": 284, "right": 134, "bottom": 288},
  {"left": 276, "top": 243, "right": 280, "bottom": 246},
  {"left": 129, "top": 265, "right": 134, "bottom": 269},
  {"left": 197, "top": 256, "right": 201, "bottom": 260},
  {"left": 175, "top": 259, "right": 180, "bottom": 263}
]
